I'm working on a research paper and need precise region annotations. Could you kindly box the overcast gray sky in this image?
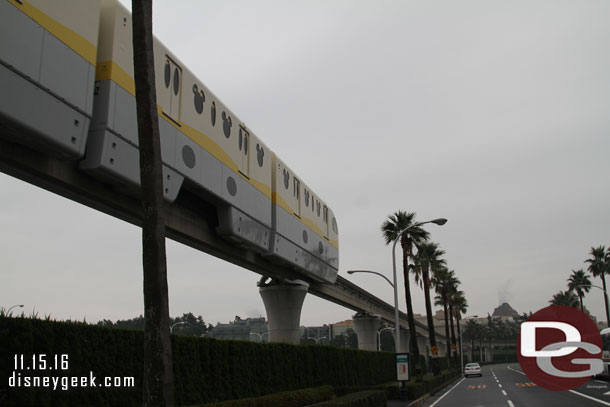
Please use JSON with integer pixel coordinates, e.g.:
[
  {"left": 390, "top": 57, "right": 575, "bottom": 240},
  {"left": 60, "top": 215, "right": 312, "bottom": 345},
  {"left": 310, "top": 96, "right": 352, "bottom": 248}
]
[{"left": 1, "top": 0, "right": 609, "bottom": 327}]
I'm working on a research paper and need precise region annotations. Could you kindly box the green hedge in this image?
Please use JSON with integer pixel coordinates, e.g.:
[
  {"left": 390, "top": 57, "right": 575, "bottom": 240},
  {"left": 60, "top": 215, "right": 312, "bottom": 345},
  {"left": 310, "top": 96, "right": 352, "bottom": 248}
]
[
  {"left": 0, "top": 317, "right": 394, "bottom": 406},
  {"left": 190, "top": 385, "right": 334, "bottom": 407},
  {"left": 309, "top": 390, "right": 386, "bottom": 407}
]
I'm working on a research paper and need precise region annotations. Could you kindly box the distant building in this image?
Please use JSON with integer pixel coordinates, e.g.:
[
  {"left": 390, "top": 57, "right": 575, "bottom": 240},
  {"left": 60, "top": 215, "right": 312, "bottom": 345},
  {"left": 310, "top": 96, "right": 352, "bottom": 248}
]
[
  {"left": 209, "top": 316, "right": 269, "bottom": 342},
  {"left": 492, "top": 303, "right": 520, "bottom": 320}
]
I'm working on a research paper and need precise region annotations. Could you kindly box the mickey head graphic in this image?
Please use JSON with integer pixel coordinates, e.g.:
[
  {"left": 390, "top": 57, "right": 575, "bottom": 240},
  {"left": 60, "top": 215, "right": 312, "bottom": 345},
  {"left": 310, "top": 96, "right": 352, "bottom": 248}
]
[
  {"left": 192, "top": 84, "right": 205, "bottom": 114},
  {"left": 304, "top": 189, "right": 310, "bottom": 207},
  {"left": 256, "top": 144, "right": 264, "bottom": 167},
  {"left": 221, "top": 111, "right": 232, "bottom": 138}
]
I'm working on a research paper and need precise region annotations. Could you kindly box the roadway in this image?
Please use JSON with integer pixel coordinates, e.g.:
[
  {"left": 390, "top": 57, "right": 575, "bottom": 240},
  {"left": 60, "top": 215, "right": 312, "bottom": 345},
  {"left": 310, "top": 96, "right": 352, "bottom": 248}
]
[{"left": 423, "top": 363, "right": 610, "bottom": 407}]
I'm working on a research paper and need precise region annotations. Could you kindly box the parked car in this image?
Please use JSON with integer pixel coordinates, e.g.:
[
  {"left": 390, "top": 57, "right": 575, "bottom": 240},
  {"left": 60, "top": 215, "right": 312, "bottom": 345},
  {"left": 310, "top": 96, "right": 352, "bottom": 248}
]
[{"left": 464, "top": 363, "right": 482, "bottom": 377}]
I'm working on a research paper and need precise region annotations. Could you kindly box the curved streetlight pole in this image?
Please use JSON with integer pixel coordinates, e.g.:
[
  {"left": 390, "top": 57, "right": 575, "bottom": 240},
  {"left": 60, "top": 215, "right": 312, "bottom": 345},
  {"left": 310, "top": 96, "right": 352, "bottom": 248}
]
[
  {"left": 307, "top": 336, "right": 327, "bottom": 344},
  {"left": 378, "top": 327, "right": 395, "bottom": 351},
  {"left": 170, "top": 321, "right": 188, "bottom": 333},
  {"left": 250, "top": 331, "right": 269, "bottom": 342},
  {"left": 5, "top": 304, "right": 24, "bottom": 316}
]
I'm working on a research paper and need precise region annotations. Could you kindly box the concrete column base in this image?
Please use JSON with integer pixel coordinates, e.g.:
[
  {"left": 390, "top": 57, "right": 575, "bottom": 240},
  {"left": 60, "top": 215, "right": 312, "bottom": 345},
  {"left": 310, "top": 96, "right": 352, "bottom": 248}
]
[
  {"left": 352, "top": 313, "right": 381, "bottom": 351},
  {"left": 259, "top": 283, "right": 308, "bottom": 344}
]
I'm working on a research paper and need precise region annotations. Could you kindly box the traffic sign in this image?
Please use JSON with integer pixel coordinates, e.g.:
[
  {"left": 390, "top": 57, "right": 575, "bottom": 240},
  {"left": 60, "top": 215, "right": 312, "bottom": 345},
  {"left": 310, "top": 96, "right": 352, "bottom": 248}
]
[
  {"left": 431, "top": 346, "right": 438, "bottom": 354},
  {"left": 396, "top": 353, "right": 409, "bottom": 381}
]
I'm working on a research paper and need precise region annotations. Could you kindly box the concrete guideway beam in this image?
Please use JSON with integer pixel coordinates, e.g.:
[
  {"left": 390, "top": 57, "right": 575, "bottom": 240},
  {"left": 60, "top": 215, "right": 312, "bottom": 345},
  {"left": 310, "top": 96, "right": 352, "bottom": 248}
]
[
  {"left": 0, "top": 138, "right": 448, "bottom": 344},
  {"left": 259, "top": 282, "right": 308, "bottom": 344},
  {"left": 352, "top": 313, "right": 381, "bottom": 351}
]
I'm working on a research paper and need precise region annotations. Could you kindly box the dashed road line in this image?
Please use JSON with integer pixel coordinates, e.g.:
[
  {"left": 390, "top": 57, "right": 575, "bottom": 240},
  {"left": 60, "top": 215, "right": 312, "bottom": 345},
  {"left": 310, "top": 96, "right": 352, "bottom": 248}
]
[
  {"left": 502, "top": 390, "right": 507, "bottom": 396},
  {"left": 507, "top": 401, "right": 515, "bottom": 407}
]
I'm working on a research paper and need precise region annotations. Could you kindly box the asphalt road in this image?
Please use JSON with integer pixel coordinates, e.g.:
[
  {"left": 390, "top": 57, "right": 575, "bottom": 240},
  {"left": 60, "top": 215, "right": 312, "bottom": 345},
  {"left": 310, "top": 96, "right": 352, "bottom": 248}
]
[{"left": 422, "top": 363, "right": 610, "bottom": 407}]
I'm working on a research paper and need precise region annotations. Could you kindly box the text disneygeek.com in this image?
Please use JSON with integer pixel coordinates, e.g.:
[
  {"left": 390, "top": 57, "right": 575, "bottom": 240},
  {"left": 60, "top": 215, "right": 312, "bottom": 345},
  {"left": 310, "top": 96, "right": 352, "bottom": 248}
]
[{"left": 9, "top": 354, "right": 135, "bottom": 391}]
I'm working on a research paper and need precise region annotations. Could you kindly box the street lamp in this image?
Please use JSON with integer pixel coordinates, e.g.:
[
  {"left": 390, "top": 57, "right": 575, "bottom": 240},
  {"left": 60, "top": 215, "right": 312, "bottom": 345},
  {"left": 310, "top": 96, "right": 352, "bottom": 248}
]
[
  {"left": 250, "top": 332, "right": 269, "bottom": 342},
  {"left": 5, "top": 304, "right": 24, "bottom": 316},
  {"left": 378, "top": 327, "right": 395, "bottom": 351},
  {"left": 170, "top": 321, "right": 188, "bottom": 333},
  {"left": 307, "top": 336, "right": 327, "bottom": 344},
  {"left": 459, "top": 315, "right": 478, "bottom": 372},
  {"left": 348, "top": 215, "right": 447, "bottom": 402}
]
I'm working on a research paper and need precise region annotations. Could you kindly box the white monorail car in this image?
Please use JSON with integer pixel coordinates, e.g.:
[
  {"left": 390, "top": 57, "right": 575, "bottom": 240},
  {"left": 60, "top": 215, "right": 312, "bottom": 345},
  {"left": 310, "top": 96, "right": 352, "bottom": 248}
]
[{"left": 0, "top": 0, "right": 339, "bottom": 284}]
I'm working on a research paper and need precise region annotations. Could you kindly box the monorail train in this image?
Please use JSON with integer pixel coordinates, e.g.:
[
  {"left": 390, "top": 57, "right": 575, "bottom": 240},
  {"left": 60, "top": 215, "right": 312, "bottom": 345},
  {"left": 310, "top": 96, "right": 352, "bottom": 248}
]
[{"left": 0, "top": 0, "right": 339, "bottom": 283}]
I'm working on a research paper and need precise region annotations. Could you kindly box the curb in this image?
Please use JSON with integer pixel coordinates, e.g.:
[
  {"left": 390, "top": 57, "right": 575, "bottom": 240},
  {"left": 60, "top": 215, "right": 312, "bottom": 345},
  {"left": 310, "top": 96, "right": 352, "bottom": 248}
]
[{"left": 386, "top": 373, "right": 462, "bottom": 407}]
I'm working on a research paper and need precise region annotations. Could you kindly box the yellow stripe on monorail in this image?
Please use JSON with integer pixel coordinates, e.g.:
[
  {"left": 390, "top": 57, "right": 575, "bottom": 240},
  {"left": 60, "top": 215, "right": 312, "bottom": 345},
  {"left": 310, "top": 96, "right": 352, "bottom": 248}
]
[{"left": 8, "top": 0, "right": 97, "bottom": 66}]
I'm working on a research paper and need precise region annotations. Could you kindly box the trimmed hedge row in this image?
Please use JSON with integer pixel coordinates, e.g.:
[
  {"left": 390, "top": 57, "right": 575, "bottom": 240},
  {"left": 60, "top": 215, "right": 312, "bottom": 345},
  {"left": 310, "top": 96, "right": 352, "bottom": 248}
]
[
  {"left": 190, "top": 385, "right": 334, "bottom": 407},
  {"left": 0, "top": 317, "right": 395, "bottom": 406}
]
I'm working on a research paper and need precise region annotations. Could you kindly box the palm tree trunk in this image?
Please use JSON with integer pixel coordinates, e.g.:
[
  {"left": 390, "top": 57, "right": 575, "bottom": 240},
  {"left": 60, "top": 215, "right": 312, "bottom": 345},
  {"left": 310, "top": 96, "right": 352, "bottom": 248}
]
[
  {"left": 442, "top": 293, "right": 450, "bottom": 368},
  {"left": 456, "top": 313, "right": 462, "bottom": 366},
  {"left": 132, "top": 1, "right": 175, "bottom": 406},
  {"left": 402, "top": 246, "right": 422, "bottom": 380},
  {"left": 602, "top": 274, "right": 610, "bottom": 326},
  {"left": 422, "top": 270, "right": 439, "bottom": 374},
  {"left": 448, "top": 303, "right": 457, "bottom": 366},
  {"left": 579, "top": 293, "right": 583, "bottom": 312}
]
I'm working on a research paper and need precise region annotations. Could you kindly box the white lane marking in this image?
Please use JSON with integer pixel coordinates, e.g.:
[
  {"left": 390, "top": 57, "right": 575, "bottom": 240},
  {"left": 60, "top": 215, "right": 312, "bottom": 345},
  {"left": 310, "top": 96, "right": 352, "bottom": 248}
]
[
  {"left": 508, "top": 364, "right": 610, "bottom": 405},
  {"left": 507, "top": 365, "right": 526, "bottom": 375},
  {"left": 569, "top": 390, "right": 610, "bottom": 406},
  {"left": 507, "top": 401, "right": 515, "bottom": 407},
  {"left": 502, "top": 390, "right": 508, "bottom": 396},
  {"left": 499, "top": 384, "right": 503, "bottom": 388},
  {"left": 596, "top": 380, "right": 608, "bottom": 384},
  {"left": 604, "top": 390, "right": 610, "bottom": 396},
  {"left": 429, "top": 377, "right": 466, "bottom": 407}
]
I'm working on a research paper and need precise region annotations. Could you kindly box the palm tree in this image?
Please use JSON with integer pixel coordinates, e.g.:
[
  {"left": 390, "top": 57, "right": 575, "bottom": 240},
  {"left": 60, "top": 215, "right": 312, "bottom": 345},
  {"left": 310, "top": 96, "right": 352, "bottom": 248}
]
[
  {"left": 448, "top": 286, "right": 466, "bottom": 366},
  {"left": 433, "top": 268, "right": 458, "bottom": 367},
  {"left": 381, "top": 211, "right": 429, "bottom": 379},
  {"left": 549, "top": 290, "right": 580, "bottom": 308},
  {"left": 132, "top": 1, "right": 175, "bottom": 405},
  {"left": 567, "top": 269, "right": 591, "bottom": 312},
  {"left": 412, "top": 242, "right": 446, "bottom": 374},
  {"left": 587, "top": 246, "right": 610, "bottom": 325},
  {"left": 463, "top": 319, "right": 482, "bottom": 363}
]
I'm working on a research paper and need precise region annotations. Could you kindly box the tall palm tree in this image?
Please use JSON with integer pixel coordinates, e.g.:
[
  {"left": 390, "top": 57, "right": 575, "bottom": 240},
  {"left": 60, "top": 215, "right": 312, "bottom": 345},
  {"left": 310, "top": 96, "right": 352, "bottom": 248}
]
[
  {"left": 587, "top": 246, "right": 610, "bottom": 325},
  {"left": 381, "top": 211, "right": 429, "bottom": 379},
  {"left": 567, "top": 269, "right": 591, "bottom": 312},
  {"left": 433, "top": 268, "right": 458, "bottom": 367},
  {"left": 412, "top": 242, "right": 445, "bottom": 374},
  {"left": 549, "top": 290, "right": 580, "bottom": 308},
  {"left": 450, "top": 289, "right": 467, "bottom": 366}
]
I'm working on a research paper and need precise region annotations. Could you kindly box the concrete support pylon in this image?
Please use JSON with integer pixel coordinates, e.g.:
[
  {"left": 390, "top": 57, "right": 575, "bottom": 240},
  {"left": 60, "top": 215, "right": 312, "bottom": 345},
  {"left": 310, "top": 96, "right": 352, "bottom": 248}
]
[
  {"left": 259, "top": 280, "right": 308, "bottom": 344},
  {"left": 352, "top": 313, "right": 381, "bottom": 351}
]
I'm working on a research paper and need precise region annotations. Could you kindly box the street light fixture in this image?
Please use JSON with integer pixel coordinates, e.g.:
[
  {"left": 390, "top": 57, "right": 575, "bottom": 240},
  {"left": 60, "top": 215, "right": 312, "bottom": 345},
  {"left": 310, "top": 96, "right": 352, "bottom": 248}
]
[
  {"left": 307, "top": 336, "right": 327, "bottom": 344},
  {"left": 249, "top": 332, "right": 269, "bottom": 342},
  {"left": 377, "top": 327, "right": 395, "bottom": 351},
  {"left": 170, "top": 321, "right": 188, "bottom": 333},
  {"left": 5, "top": 304, "right": 24, "bottom": 316}
]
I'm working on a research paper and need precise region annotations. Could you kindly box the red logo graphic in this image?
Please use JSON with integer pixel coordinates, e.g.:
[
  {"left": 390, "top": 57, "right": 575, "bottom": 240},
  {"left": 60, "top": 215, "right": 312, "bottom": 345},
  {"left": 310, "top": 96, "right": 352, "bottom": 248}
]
[{"left": 517, "top": 305, "right": 602, "bottom": 391}]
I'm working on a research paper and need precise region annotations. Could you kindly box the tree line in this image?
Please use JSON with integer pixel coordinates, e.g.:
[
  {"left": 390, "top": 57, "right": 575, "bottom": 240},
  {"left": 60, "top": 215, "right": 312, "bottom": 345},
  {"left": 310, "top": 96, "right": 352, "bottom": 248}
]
[{"left": 549, "top": 245, "right": 610, "bottom": 324}]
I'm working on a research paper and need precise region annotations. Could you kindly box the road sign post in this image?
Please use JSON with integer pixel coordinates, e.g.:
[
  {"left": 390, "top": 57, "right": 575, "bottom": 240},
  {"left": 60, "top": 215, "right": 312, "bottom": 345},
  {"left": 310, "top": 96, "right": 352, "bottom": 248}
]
[{"left": 396, "top": 353, "right": 409, "bottom": 401}]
